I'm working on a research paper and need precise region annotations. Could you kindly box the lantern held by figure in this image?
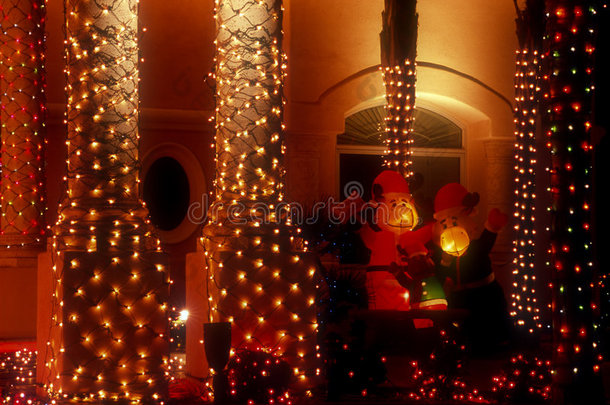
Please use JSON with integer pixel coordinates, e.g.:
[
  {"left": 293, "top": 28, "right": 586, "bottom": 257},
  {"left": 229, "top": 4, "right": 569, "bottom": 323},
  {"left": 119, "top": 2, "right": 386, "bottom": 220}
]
[
  {"left": 433, "top": 182, "right": 480, "bottom": 257},
  {"left": 439, "top": 226, "right": 470, "bottom": 257}
]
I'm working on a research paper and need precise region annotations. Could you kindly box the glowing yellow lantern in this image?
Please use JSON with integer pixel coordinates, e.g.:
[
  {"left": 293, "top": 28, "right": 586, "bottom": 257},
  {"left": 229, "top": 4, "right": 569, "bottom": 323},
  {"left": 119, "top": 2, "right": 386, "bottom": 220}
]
[
  {"left": 439, "top": 226, "right": 470, "bottom": 257},
  {"left": 433, "top": 183, "right": 480, "bottom": 257}
]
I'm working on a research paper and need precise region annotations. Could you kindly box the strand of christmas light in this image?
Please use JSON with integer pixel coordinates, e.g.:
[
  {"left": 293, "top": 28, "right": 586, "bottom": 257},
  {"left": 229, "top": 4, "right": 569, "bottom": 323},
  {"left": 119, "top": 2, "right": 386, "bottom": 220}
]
[
  {"left": 211, "top": 0, "right": 286, "bottom": 205},
  {"left": 0, "top": 0, "right": 47, "bottom": 247},
  {"left": 44, "top": 0, "right": 169, "bottom": 402},
  {"left": 201, "top": 0, "right": 319, "bottom": 392},
  {"left": 511, "top": 0, "right": 544, "bottom": 334},
  {"left": 382, "top": 61, "right": 416, "bottom": 179},
  {"left": 0, "top": 348, "right": 39, "bottom": 404},
  {"left": 59, "top": 0, "right": 141, "bottom": 221},
  {"left": 543, "top": 1, "right": 602, "bottom": 400},
  {"left": 380, "top": 0, "right": 418, "bottom": 179},
  {"left": 491, "top": 355, "right": 551, "bottom": 402}
]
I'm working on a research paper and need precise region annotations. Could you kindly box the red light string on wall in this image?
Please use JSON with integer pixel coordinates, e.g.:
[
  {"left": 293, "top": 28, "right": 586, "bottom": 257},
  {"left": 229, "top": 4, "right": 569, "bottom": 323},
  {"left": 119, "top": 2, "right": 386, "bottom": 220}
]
[
  {"left": 42, "top": 0, "right": 169, "bottom": 402},
  {"left": 543, "top": 0, "right": 603, "bottom": 401},
  {"left": 0, "top": 0, "right": 47, "bottom": 247},
  {"left": 511, "top": 0, "right": 545, "bottom": 335},
  {"left": 0, "top": 348, "right": 37, "bottom": 403},
  {"left": 201, "top": 0, "right": 319, "bottom": 394},
  {"left": 380, "top": 0, "right": 418, "bottom": 179}
]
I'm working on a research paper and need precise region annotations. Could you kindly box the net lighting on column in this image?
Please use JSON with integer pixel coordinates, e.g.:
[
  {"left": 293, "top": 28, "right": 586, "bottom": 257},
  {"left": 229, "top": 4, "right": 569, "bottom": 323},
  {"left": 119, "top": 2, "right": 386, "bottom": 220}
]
[
  {"left": 380, "top": 0, "right": 418, "bottom": 180},
  {"left": 0, "top": 0, "right": 47, "bottom": 247},
  {"left": 202, "top": 0, "right": 319, "bottom": 393},
  {"left": 381, "top": 61, "right": 416, "bottom": 179},
  {"left": 44, "top": 0, "right": 169, "bottom": 402},
  {"left": 543, "top": 1, "right": 603, "bottom": 400},
  {"left": 211, "top": 0, "right": 286, "bottom": 205},
  {"left": 511, "top": 0, "right": 545, "bottom": 335}
]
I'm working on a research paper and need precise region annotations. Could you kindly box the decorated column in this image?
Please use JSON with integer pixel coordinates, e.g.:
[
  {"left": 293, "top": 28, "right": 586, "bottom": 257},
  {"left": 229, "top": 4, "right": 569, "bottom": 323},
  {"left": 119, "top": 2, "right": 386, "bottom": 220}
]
[
  {"left": 543, "top": 1, "right": 603, "bottom": 402},
  {"left": 0, "top": 0, "right": 46, "bottom": 247},
  {"left": 380, "top": 0, "right": 418, "bottom": 179},
  {"left": 201, "top": 0, "right": 318, "bottom": 394},
  {"left": 0, "top": 0, "right": 46, "bottom": 342},
  {"left": 42, "top": 0, "right": 168, "bottom": 401},
  {"left": 511, "top": 0, "right": 544, "bottom": 335}
]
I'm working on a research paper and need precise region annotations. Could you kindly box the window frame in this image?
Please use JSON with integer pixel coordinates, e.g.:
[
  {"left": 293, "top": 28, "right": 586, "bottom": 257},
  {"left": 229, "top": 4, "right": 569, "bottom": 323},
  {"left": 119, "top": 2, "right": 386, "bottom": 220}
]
[{"left": 335, "top": 145, "right": 465, "bottom": 199}]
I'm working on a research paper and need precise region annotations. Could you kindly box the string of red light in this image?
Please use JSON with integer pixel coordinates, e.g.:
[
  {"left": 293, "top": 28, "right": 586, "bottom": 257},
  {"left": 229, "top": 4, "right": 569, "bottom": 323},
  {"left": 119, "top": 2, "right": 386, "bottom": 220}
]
[
  {"left": 0, "top": 0, "right": 47, "bottom": 247},
  {"left": 544, "top": 0, "right": 603, "bottom": 401}
]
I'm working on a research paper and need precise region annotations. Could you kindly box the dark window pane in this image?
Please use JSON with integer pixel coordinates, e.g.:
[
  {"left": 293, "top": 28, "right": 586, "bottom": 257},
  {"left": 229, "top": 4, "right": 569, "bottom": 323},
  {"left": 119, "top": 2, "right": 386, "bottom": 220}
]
[
  {"left": 339, "top": 153, "right": 460, "bottom": 223},
  {"left": 339, "top": 154, "right": 385, "bottom": 201},
  {"left": 143, "top": 157, "right": 190, "bottom": 231},
  {"left": 410, "top": 155, "right": 461, "bottom": 222}
]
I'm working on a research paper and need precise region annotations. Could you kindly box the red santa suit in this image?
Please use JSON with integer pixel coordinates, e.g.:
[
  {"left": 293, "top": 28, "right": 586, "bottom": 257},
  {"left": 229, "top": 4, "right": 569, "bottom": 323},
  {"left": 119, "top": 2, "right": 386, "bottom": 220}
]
[{"left": 358, "top": 170, "right": 434, "bottom": 310}]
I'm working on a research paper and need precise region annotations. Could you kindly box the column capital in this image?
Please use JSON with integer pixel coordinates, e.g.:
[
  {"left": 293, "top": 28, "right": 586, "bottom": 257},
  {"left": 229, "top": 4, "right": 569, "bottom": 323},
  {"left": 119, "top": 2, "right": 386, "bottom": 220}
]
[{"left": 483, "top": 137, "right": 514, "bottom": 161}]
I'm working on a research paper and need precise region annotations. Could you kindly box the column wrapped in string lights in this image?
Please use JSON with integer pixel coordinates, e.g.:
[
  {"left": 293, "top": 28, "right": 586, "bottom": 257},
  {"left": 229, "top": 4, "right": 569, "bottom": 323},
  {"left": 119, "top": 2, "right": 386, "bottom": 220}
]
[
  {"left": 511, "top": 0, "right": 544, "bottom": 335},
  {"left": 380, "top": 0, "right": 418, "bottom": 179},
  {"left": 44, "top": 0, "right": 168, "bottom": 401},
  {"left": 202, "top": 0, "right": 319, "bottom": 393},
  {"left": 0, "top": 0, "right": 46, "bottom": 247},
  {"left": 543, "top": 1, "right": 603, "bottom": 401}
]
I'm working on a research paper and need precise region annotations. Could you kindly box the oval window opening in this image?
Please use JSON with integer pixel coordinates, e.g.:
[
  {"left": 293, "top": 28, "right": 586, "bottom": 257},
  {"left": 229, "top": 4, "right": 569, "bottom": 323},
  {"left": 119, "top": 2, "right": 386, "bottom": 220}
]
[{"left": 143, "top": 157, "right": 190, "bottom": 231}]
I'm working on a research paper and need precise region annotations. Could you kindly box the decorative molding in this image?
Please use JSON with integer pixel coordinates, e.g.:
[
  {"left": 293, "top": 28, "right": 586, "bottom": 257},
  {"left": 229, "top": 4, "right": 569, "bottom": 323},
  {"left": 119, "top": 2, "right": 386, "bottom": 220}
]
[
  {"left": 46, "top": 103, "right": 214, "bottom": 133},
  {"left": 293, "top": 62, "right": 513, "bottom": 110}
]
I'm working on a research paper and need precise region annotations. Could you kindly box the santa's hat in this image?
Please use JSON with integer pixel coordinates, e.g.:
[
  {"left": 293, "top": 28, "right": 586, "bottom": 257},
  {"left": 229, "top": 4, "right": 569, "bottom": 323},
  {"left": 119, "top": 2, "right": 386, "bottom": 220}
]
[
  {"left": 433, "top": 183, "right": 479, "bottom": 214},
  {"left": 372, "top": 170, "right": 409, "bottom": 199}
]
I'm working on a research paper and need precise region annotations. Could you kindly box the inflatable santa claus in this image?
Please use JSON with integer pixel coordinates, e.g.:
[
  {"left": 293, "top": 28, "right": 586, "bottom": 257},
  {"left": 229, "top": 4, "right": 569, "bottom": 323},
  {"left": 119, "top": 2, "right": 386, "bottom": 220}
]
[
  {"left": 431, "top": 183, "right": 511, "bottom": 351},
  {"left": 358, "top": 170, "right": 447, "bottom": 314}
]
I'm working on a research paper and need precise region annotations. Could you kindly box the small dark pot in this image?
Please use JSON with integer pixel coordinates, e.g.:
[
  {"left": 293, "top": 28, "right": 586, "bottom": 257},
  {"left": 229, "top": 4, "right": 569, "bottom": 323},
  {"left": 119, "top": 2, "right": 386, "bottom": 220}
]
[{"left": 204, "top": 322, "right": 232, "bottom": 404}]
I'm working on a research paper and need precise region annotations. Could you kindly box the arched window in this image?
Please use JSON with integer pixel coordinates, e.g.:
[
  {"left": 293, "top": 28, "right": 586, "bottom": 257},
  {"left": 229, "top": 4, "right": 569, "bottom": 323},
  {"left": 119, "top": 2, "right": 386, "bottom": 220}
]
[{"left": 337, "top": 106, "right": 464, "bottom": 221}]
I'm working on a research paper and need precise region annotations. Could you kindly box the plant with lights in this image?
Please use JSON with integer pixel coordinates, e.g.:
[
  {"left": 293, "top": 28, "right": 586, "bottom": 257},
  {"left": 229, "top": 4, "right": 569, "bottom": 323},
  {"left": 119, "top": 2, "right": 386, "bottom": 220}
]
[
  {"left": 401, "top": 326, "right": 486, "bottom": 403},
  {"left": 0, "top": 349, "right": 38, "bottom": 404},
  {"left": 491, "top": 354, "right": 552, "bottom": 403},
  {"left": 298, "top": 195, "right": 371, "bottom": 266},
  {"left": 299, "top": 200, "right": 391, "bottom": 400},
  {"left": 323, "top": 317, "right": 387, "bottom": 401},
  {"left": 314, "top": 264, "right": 387, "bottom": 400},
  {"left": 225, "top": 349, "right": 292, "bottom": 405}
]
